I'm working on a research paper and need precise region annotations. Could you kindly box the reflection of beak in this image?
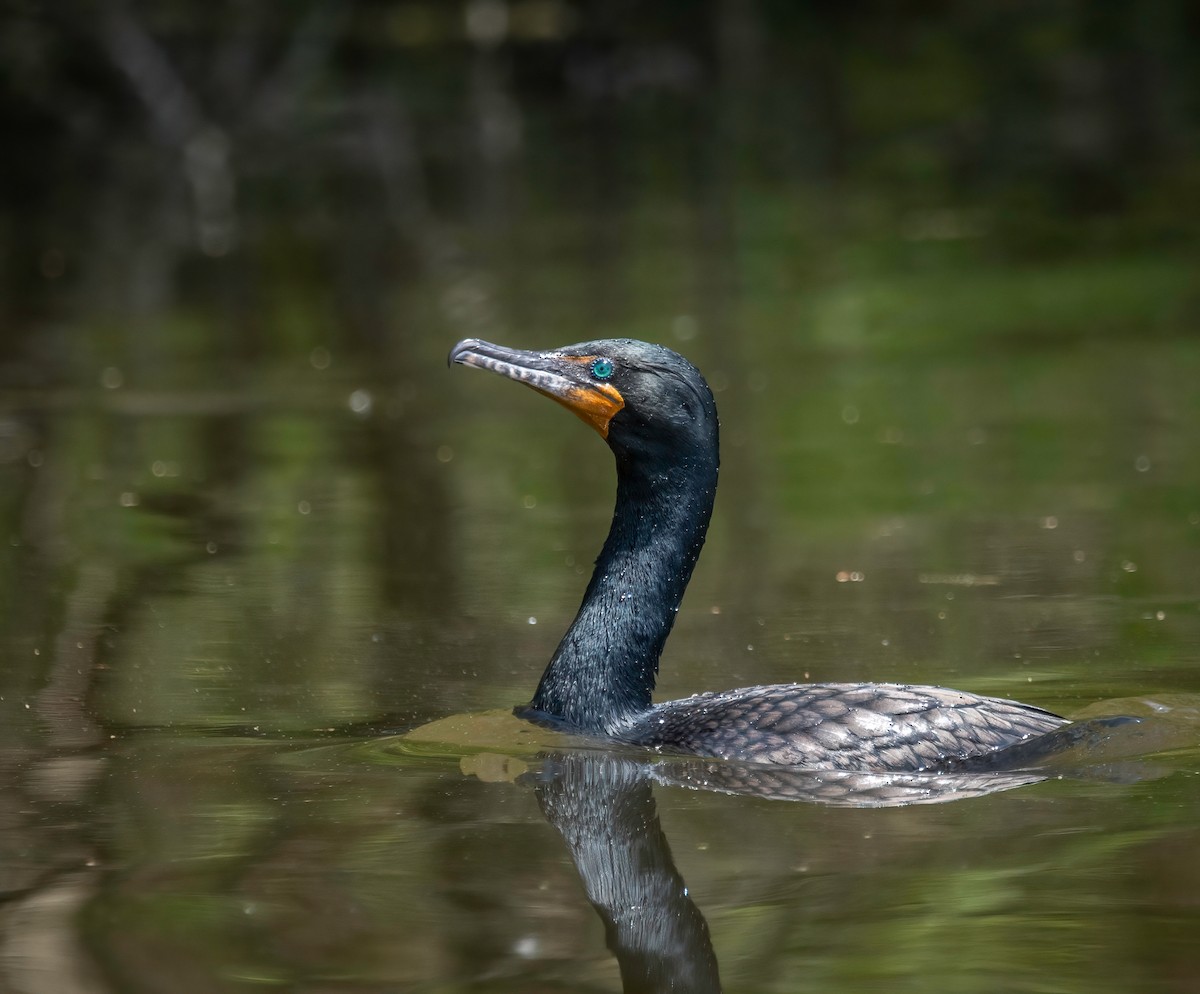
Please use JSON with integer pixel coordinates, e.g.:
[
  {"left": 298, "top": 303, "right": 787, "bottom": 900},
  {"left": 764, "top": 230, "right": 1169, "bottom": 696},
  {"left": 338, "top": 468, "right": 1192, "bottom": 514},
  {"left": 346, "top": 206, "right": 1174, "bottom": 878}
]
[{"left": 449, "top": 338, "right": 625, "bottom": 438}]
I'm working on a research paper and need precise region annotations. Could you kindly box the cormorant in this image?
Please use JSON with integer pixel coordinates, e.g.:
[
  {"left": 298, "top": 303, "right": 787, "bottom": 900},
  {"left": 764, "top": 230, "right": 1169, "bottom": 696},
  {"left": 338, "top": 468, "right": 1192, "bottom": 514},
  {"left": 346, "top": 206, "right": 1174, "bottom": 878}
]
[{"left": 449, "top": 337, "right": 1067, "bottom": 772}]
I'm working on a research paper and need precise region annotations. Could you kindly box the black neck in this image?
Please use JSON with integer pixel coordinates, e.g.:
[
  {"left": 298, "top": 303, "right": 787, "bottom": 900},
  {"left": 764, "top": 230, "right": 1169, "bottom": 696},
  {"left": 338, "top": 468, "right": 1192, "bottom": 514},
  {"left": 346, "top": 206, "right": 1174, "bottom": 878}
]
[{"left": 522, "top": 448, "right": 718, "bottom": 734}]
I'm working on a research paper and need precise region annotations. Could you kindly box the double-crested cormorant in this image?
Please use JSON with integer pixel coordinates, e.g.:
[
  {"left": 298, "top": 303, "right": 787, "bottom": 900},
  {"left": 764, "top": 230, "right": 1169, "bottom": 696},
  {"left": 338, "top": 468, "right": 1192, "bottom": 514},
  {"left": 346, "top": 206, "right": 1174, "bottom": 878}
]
[{"left": 449, "top": 337, "right": 1067, "bottom": 772}]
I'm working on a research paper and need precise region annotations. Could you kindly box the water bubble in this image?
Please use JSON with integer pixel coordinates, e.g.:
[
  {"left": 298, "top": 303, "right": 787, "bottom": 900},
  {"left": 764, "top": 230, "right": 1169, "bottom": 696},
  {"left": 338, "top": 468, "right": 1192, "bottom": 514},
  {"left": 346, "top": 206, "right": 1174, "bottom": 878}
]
[
  {"left": 436, "top": 445, "right": 454, "bottom": 463},
  {"left": 101, "top": 367, "right": 123, "bottom": 390},
  {"left": 349, "top": 389, "right": 372, "bottom": 415},
  {"left": 513, "top": 936, "right": 539, "bottom": 959},
  {"left": 310, "top": 347, "right": 331, "bottom": 370},
  {"left": 1041, "top": 516, "right": 1058, "bottom": 529},
  {"left": 527, "top": 616, "right": 537, "bottom": 625},
  {"left": 841, "top": 404, "right": 859, "bottom": 425},
  {"left": 1134, "top": 455, "right": 1151, "bottom": 473},
  {"left": 672, "top": 314, "right": 698, "bottom": 340},
  {"left": 119, "top": 491, "right": 139, "bottom": 507},
  {"left": 297, "top": 500, "right": 311, "bottom": 515}
]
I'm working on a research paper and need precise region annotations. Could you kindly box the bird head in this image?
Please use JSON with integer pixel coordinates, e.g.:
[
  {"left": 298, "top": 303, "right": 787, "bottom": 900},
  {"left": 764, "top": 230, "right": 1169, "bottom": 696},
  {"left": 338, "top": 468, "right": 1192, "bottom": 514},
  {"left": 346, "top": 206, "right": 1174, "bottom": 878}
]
[{"left": 449, "top": 337, "right": 719, "bottom": 469}]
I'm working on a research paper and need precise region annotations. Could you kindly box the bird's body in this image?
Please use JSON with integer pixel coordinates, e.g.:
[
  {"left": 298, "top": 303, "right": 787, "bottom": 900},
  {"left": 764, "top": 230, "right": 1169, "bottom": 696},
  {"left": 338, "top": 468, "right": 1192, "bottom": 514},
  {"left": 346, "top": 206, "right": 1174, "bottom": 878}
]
[
  {"left": 621, "top": 683, "right": 1063, "bottom": 771},
  {"left": 450, "top": 337, "right": 1067, "bottom": 773}
]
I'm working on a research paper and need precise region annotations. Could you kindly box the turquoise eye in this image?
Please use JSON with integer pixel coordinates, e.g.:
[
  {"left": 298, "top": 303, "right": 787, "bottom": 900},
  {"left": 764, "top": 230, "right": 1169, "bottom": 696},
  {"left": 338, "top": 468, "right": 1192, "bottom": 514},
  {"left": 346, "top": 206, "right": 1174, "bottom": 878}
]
[{"left": 591, "top": 358, "right": 615, "bottom": 380}]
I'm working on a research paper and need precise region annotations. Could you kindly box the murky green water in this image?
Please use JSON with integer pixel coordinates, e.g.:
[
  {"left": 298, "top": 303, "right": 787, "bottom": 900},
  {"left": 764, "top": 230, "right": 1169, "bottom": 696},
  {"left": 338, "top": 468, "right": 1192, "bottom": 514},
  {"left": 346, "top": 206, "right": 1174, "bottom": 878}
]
[
  {"left": 4, "top": 236, "right": 1198, "bottom": 990},
  {"left": 5, "top": 9, "right": 1200, "bottom": 987}
]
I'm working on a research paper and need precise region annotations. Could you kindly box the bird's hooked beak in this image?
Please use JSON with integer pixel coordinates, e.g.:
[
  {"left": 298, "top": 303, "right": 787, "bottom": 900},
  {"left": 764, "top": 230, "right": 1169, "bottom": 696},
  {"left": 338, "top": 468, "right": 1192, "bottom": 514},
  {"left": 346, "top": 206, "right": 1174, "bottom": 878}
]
[{"left": 449, "top": 338, "right": 625, "bottom": 438}]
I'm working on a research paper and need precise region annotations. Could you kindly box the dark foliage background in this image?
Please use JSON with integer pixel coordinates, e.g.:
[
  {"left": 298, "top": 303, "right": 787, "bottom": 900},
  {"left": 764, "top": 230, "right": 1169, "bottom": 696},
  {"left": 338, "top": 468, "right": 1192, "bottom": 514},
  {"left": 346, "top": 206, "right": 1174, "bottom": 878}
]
[{"left": 3, "top": 1, "right": 1197, "bottom": 373}]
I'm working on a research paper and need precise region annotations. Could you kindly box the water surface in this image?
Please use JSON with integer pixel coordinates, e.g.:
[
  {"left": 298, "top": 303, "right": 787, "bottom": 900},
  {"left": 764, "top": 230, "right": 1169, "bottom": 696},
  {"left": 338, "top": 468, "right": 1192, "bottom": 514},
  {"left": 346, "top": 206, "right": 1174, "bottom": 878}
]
[
  {"left": 4, "top": 267, "right": 1199, "bottom": 990},
  {"left": 4, "top": 15, "right": 1200, "bottom": 981}
]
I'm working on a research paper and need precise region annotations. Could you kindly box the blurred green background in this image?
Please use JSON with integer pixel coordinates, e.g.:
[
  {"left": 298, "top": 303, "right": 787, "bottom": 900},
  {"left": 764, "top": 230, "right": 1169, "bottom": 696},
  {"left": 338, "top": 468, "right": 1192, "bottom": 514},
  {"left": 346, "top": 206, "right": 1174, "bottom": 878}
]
[
  {"left": 2, "top": 3, "right": 1199, "bottom": 991},
  {"left": 3, "top": 0, "right": 1197, "bottom": 730}
]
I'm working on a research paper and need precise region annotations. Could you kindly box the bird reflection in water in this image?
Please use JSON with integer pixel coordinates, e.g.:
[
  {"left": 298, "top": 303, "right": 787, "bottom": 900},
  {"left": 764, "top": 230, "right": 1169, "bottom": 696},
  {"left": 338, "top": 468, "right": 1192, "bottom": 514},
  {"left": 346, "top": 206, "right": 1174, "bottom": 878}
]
[
  {"left": 499, "top": 716, "right": 1148, "bottom": 994},
  {"left": 529, "top": 753, "right": 722, "bottom": 994}
]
